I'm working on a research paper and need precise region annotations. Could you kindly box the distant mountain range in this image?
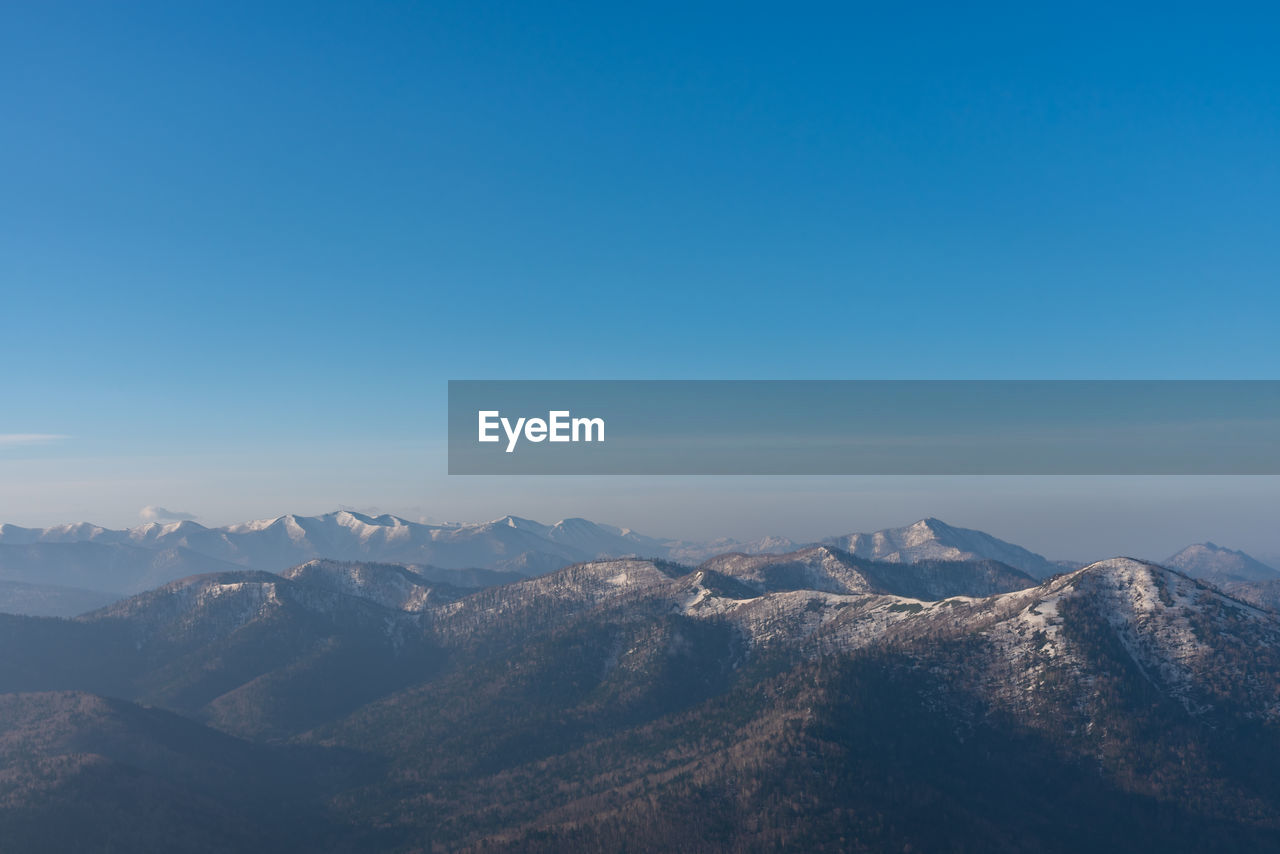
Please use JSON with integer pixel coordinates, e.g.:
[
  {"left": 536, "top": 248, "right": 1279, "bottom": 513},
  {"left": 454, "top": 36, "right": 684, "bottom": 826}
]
[
  {"left": 3, "top": 543, "right": 1280, "bottom": 850},
  {"left": 0, "top": 511, "right": 749, "bottom": 592},
  {"left": 1, "top": 511, "right": 1276, "bottom": 619}
]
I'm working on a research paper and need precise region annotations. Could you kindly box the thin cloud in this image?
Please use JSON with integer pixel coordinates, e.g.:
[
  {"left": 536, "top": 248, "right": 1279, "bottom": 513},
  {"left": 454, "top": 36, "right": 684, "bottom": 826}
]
[
  {"left": 139, "top": 505, "right": 200, "bottom": 523},
  {"left": 0, "top": 434, "right": 69, "bottom": 447}
]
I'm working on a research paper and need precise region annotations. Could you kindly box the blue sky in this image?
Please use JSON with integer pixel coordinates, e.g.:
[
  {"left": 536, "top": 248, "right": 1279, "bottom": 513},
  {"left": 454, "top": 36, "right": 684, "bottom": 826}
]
[{"left": 1, "top": 2, "right": 1277, "bottom": 556}]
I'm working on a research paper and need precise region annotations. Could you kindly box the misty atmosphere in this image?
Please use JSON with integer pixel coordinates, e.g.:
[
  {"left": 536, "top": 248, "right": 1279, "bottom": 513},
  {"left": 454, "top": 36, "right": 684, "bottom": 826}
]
[{"left": 4, "top": 1, "right": 1278, "bottom": 851}]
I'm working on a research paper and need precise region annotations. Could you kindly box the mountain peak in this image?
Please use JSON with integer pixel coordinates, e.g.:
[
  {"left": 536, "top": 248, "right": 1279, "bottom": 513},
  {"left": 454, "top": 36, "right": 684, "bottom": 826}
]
[
  {"left": 327, "top": 510, "right": 411, "bottom": 528},
  {"left": 1074, "top": 555, "right": 1163, "bottom": 578},
  {"left": 1164, "top": 542, "right": 1279, "bottom": 583},
  {"left": 824, "top": 518, "right": 1062, "bottom": 579},
  {"left": 554, "top": 516, "right": 606, "bottom": 530},
  {"left": 491, "top": 514, "right": 543, "bottom": 530}
]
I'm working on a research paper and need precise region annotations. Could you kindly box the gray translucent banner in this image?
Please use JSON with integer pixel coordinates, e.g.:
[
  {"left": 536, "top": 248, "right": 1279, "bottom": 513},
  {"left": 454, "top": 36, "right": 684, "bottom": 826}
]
[{"left": 447, "top": 380, "right": 1280, "bottom": 475}]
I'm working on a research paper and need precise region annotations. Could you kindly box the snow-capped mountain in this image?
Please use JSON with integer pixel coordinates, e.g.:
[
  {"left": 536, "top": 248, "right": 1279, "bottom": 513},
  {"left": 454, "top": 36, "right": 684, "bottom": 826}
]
[
  {"left": 821, "top": 517, "right": 1068, "bottom": 579},
  {"left": 1160, "top": 544, "right": 1280, "bottom": 614},
  {"left": 0, "top": 511, "right": 806, "bottom": 601},
  {"left": 6, "top": 512, "right": 1274, "bottom": 619},
  {"left": 281, "top": 559, "right": 466, "bottom": 612},
  {"left": 695, "top": 546, "right": 1037, "bottom": 600},
  {"left": 1163, "top": 542, "right": 1280, "bottom": 583},
  {"left": 0, "top": 511, "right": 682, "bottom": 595},
  {"left": 5, "top": 544, "right": 1280, "bottom": 850}
]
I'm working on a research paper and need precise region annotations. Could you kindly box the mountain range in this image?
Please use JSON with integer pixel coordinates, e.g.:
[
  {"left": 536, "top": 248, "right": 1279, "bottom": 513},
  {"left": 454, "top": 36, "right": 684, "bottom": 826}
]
[
  {"left": 0, "top": 513, "right": 1067, "bottom": 605},
  {"left": 2, "top": 520, "right": 1280, "bottom": 850},
  {"left": 0, "top": 511, "right": 736, "bottom": 596},
  {"left": 2, "top": 511, "right": 1275, "bottom": 619}
]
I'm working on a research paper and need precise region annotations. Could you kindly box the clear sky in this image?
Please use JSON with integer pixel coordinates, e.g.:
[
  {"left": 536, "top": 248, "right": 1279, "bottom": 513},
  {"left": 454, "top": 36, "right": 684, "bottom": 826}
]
[{"left": 2, "top": 3, "right": 1277, "bottom": 559}]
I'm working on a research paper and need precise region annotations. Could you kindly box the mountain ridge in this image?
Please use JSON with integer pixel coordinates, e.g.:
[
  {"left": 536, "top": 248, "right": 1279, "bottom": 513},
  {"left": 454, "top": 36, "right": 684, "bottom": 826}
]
[
  {"left": 821, "top": 516, "right": 1068, "bottom": 578},
  {"left": 1164, "top": 541, "right": 1280, "bottom": 583},
  {"left": 3, "top": 545, "right": 1280, "bottom": 850},
  {"left": 1, "top": 511, "right": 1276, "bottom": 618}
]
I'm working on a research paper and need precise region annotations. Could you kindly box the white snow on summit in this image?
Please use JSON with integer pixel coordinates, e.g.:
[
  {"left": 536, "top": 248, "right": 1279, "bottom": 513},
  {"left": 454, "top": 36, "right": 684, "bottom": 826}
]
[{"left": 823, "top": 517, "right": 1064, "bottom": 579}]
